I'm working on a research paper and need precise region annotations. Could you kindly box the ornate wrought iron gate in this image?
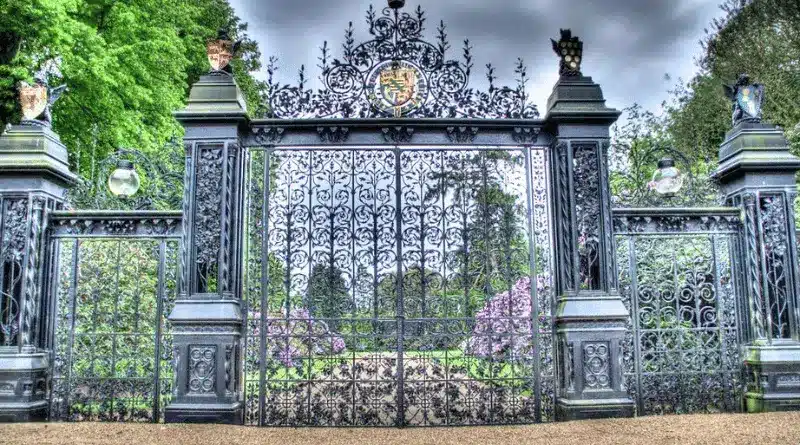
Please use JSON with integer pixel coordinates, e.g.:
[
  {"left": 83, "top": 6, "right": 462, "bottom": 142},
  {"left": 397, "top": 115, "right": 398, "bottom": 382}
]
[
  {"left": 47, "top": 213, "right": 181, "bottom": 422},
  {"left": 614, "top": 209, "right": 744, "bottom": 415},
  {"left": 243, "top": 146, "right": 554, "bottom": 426}
]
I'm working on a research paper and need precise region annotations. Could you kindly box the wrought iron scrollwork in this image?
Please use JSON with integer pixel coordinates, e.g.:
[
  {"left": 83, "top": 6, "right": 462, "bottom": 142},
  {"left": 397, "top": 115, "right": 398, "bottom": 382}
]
[
  {"left": 573, "top": 144, "right": 601, "bottom": 290},
  {"left": 0, "top": 198, "right": 29, "bottom": 346},
  {"left": 265, "top": 5, "right": 539, "bottom": 119},
  {"left": 615, "top": 209, "right": 743, "bottom": 415}
]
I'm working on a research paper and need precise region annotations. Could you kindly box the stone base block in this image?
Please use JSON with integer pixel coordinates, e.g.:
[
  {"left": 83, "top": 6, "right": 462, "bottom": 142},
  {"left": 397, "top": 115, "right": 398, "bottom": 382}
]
[
  {"left": 743, "top": 341, "right": 800, "bottom": 413},
  {"left": 165, "top": 402, "right": 243, "bottom": 424},
  {"left": 0, "top": 401, "right": 48, "bottom": 422},
  {"left": 556, "top": 397, "right": 635, "bottom": 421},
  {"left": 746, "top": 392, "right": 800, "bottom": 413},
  {"left": 0, "top": 349, "right": 49, "bottom": 423}
]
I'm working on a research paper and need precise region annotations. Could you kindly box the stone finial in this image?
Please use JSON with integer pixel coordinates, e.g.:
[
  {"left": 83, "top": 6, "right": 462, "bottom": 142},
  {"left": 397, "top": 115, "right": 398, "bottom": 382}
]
[
  {"left": 551, "top": 29, "right": 583, "bottom": 77},
  {"left": 723, "top": 73, "right": 765, "bottom": 127}
]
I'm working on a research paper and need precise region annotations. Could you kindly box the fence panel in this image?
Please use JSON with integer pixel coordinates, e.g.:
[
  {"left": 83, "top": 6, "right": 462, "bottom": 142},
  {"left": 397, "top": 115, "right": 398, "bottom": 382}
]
[
  {"left": 46, "top": 211, "right": 181, "bottom": 422},
  {"left": 614, "top": 208, "right": 744, "bottom": 416}
]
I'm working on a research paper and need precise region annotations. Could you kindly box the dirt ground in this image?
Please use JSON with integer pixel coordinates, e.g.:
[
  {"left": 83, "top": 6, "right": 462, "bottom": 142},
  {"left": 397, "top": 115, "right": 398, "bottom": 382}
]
[{"left": 3, "top": 412, "right": 800, "bottom": 445}]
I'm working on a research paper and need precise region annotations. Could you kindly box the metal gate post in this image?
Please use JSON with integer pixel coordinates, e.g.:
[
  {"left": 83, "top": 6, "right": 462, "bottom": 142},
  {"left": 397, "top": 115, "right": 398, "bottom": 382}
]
[
  {"left": 713, "top": 76, "right": 800, "bottom": 412},
  {"left": 163, "top": 67, "right": 249, "bottom": 423},
  {"left": 546, "top": 31, "right": 635, "bottom": 420},
  {"left": 0, "top": 122, "right": 77, "bottom": 421}
]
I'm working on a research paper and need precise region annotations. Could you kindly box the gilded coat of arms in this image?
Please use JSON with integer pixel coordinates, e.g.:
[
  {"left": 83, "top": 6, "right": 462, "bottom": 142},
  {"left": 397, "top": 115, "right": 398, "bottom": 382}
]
[
  {"left": 366, "top": 60, "right": 428, "bottom": 117},
  {"left": 18, "top": 82, "right": 47, "bottom": 121},
  {"left": 380, "top": 66, "right": 418, "bottom": 114},
  {"left": 207, "top": 39, "right": 234, "bottom": 72}
]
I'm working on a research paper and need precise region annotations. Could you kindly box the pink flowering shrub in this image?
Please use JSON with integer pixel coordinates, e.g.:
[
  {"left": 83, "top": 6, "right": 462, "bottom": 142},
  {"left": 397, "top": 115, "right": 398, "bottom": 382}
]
[
  {"left": 250, "top": 308, "right": 346, "bottom": 368},
  {"left": 464, "top": 277, "right": 533, "bottom": 360}
]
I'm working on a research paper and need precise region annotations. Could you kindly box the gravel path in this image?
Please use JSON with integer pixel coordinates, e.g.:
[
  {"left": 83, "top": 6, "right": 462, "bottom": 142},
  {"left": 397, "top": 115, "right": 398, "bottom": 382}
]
[{"left": 3, "top": 412, "right": 800, "bottom": 445}]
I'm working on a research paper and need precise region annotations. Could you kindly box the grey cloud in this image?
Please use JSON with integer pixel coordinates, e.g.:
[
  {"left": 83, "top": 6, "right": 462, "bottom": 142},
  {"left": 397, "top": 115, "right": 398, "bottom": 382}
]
[{"left": 230, "top": 0, "right": 721, "bottom": 114}]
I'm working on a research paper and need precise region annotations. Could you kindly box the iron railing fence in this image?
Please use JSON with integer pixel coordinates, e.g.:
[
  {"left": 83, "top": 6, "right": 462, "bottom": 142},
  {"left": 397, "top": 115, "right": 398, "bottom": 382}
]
[
  {"left": 613, "top": 207, "right": 745, "bottom": 416},
  {"left": 44, "top": 211, "right": 181, "bottom": 422}
]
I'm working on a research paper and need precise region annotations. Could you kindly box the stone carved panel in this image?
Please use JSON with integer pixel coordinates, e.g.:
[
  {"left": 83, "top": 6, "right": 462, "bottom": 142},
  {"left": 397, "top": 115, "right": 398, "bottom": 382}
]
[
  {"left": 188, "top": 345, "right": 217, "bottom": 394},
  {"left": 583, "top": 342, "right": 610, "bottom": 390}
]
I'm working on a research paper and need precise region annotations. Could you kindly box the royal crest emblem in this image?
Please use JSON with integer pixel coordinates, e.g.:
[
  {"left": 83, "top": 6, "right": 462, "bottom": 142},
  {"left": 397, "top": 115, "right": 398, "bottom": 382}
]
[
  {"left": 207, "top": 39, "right": 234, "bottom": 72},
  {"left": 736, "top": 87, "right": 759, "bottom": 117},
  {"left": 18, "top": 81, "right": 47, "bottom": 121},
  {"left": 206, "top": 29, "right": 241, "bottom": 73},
  {"left": 366, "top": 60, "right": 429, "bottom": 117},
  {"left": 723, "top": 73, "right": 764, "bottom": 127}
]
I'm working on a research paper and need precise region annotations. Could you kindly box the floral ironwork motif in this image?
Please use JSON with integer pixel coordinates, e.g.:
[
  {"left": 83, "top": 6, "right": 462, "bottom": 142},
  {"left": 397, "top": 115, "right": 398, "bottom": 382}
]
[
  {"left": 0, "top": 198, "right": 28, "bottom": 346},
  {"left": 760, "top": 195, "right": 791, "bottom": 339},
  {"left": 265, "top": 5, "right": 538, "bottom": 119},
  {"left": 49, "top": 212, "right": 182, "bottom": 238},
  {"left": 573, "top": 145, "right": 600, "bottom": 290},
  {"left": 49, "top": 237, "right": 180, "bottom": 421},
  {"left": 582, "top": 342, "right": 610, "bottom": 389},
  {"left": 242, "top": 147, "right": 554, "bottom": 426},
  {"left": 194, "top": 146, "right": 224, "bottom": 292}
]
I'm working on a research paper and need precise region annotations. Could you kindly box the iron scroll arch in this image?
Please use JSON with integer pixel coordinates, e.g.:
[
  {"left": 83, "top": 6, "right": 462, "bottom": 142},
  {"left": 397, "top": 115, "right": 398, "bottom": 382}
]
[{"left": 263, "top": 4, "right": 539, "bottom": 120}]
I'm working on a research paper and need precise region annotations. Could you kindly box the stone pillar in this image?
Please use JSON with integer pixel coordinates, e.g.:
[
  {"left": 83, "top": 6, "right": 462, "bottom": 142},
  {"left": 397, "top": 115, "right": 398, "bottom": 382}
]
[
  {"left": 0, "top": 124, "right": 77, "bottom": 421},
  {"left": 546, "top": 74, "right": 635, "bottom": 420},
  {"left": 714, "top": 120, "right": 800, "bottom": 412},
  {"left": 164, "top": 71, "right": 249, "bottom": 423}
]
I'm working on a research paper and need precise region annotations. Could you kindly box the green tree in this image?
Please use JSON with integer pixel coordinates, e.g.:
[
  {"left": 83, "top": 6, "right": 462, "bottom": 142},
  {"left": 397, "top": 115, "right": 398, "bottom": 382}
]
[
  {"left": 306, "top": 263, "right": 350, "bottom": 320},
  {"left": 610, "top": 103, "right": 718, "bottom": 207},
  {"left": 666, "top": 0, "right": 800, "bottom": 165},
  {"left": 0, "top": 0, "right": 268, "bottom": 210}
]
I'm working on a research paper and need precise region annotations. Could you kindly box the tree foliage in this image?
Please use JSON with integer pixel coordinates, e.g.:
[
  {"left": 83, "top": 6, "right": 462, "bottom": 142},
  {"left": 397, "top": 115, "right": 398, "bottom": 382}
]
[
  {"left": 610, "top": 103, "right": 719, "bottom": 207},
  {"left": 613, "top": 0, "right": 800, "bottom": 207},
  {"left": 0, "top": 0, "right": 268, "bottom": 209}
]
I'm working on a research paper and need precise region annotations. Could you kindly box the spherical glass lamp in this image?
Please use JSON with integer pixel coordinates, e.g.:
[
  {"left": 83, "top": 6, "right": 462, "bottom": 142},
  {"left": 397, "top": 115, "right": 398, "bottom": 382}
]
[
  {"left": 650, "top": 158, "right": 684, "bottom": 198},
  {"left": 108, "top": 160, "right": 140, "bottom": 197}
]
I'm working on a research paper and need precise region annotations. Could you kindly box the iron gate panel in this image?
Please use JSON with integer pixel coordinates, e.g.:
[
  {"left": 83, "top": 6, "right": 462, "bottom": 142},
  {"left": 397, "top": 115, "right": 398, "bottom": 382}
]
[
  {"left": 48, "top": 214, "right": 180, "bottom": 422},
  {"left": 244, "top": 146, "right": 554, "bottom": 426},
  {"left": 614, "top": 209, "right": 744, "bottom": 415}
]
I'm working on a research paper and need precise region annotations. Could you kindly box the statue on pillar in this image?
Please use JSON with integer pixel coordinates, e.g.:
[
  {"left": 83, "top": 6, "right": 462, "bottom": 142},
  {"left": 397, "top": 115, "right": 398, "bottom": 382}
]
[
  {"left": 551, "top": 29, "right": 583, "bottom": 77},
  {"left": 206, "top": 29, "right": 241, "bottom": 75},
  {"left": 18, "top": 74, "right": 67, "bottom": 127},
  {"left": 723, "top": 73, "right": 764, "bottom": 127}
]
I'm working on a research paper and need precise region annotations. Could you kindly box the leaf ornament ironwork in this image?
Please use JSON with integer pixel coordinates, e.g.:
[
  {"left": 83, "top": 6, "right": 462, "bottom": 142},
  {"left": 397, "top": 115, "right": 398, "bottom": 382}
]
[{"left": 265, "top": 5, "right": 539, "bottom": 119}]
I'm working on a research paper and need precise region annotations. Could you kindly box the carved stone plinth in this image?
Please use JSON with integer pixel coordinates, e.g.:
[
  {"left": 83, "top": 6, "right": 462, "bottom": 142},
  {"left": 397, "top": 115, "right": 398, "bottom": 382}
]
[
  {"left": 555, "top": 291, "right": 634, "bottom": 420},
  {"left": 164, "top": 300, "right": 243, "bottom": 423},
  {"left": 744, "top": 342, "right": 800, "bottom": 412},
  {"left": 0, "top": 348, "right": 48, "bottom": 422}
]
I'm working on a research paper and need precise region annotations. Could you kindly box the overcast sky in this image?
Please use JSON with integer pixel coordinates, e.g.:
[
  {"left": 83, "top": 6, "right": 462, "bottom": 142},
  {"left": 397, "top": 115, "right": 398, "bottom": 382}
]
[{"left": 227, "top": 0, "right": 722, "bottom": 118}]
